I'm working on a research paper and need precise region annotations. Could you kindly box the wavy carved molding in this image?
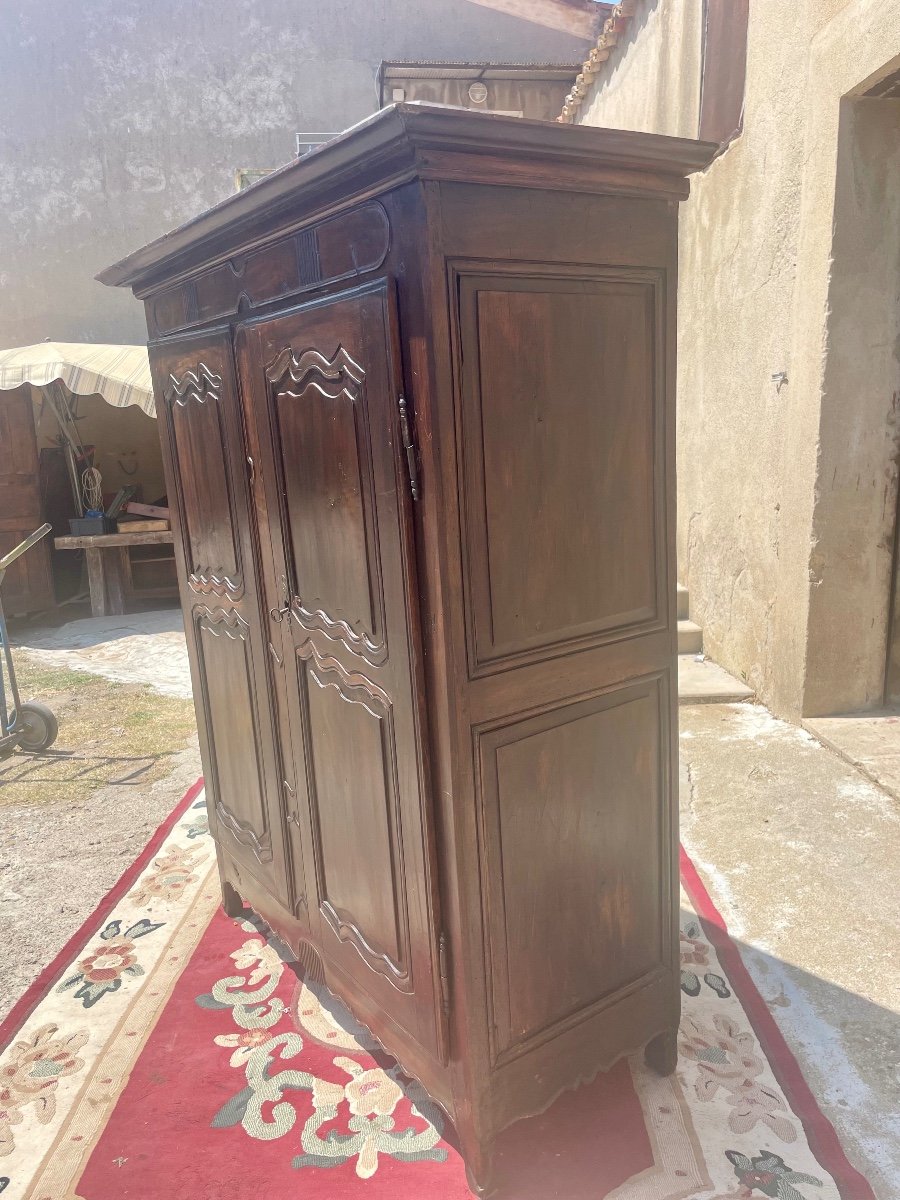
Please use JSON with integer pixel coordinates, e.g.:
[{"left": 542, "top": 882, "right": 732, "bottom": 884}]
[
  {"left": 267, "top": 344, "right": 365, "bottom": 397},
  {"left": 320, "top": 900, "right": 411, "bottom": 991},
  {"left": 167, "top": 363, "right": 222, "bottom": 405},
  {"left": 296, "top": 638, "right": 390, "bottom": 709},
  {"left": 195, "top": 606, "right": 249, "bottom": 639},
  {"left": 214, "top": 800, "right": 272, "bottom": 859}
]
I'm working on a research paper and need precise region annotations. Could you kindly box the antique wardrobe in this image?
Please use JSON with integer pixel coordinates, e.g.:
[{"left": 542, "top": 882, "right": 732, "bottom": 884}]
[{"left": 100, "top": 104, "right": 714, "bottom": 1194}]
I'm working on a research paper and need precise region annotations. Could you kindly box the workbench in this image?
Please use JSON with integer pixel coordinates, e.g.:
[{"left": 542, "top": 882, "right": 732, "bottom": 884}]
[{"left": 54, "top": 530, "right": 176, "bottom": 616}]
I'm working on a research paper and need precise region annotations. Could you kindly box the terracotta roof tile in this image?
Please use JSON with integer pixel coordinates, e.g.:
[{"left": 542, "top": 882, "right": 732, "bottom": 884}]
[{"left": 559, "top": 0, "right": 636, "bottom": 122}]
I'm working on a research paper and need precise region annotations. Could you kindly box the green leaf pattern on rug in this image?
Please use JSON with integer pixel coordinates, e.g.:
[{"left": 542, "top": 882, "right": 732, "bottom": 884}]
[
  {"left": 725, "top": 1149, "right": 823, "bottom": 1199},
  {"left": 180, "top": 796, "right": 210, "bottom": 841},
  {"left": 201, "top": 936, "right": 446, "bottom": 1178},
  {"left": 56, "top": 918, "right": 164, "bottom": 1009},
  {"left": 681, "top": 918, "right": 731, "bottom": 999}
]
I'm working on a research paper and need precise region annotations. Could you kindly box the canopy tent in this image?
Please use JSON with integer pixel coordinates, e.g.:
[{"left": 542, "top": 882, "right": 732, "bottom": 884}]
[{"left": 0, "top": 342, "right": 154, "bottom": 416}]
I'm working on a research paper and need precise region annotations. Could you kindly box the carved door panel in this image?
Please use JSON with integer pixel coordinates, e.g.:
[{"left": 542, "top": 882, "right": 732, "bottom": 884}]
[
  {"left": 149, "top": 332, "right": 290, "bottom": 908},
  {"left": 235, "top": 282, "right": 445, "bottom": 1063}
]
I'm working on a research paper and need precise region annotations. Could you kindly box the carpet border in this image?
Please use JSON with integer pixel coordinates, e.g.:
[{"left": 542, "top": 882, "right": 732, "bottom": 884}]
[
  {"left": 0, "top": 775, "right": 205, "bottom": 1053},
  {"left": 679, "top": 846, "right": 877, "bottom": 1200}
]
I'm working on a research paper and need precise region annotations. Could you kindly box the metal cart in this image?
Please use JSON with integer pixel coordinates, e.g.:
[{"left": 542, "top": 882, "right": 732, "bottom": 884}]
[{"left": 0, "top": 524, "right": 58, "bottom": 759}]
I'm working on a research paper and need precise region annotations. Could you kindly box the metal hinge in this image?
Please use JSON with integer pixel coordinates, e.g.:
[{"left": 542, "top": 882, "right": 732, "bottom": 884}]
[
  {"left": 397, "top": 394, "right": 420, "bottom": 501},
  {"left": 438, "top": 932, "right": 451, "bottom": 1015}
]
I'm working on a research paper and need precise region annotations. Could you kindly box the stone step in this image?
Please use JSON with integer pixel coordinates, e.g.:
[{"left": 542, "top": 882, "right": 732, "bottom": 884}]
[
  {"left": 677, "top": 618, "right": 703, "bottom": 655},
  {"left": 676, "top": 583, "right": 689, "bottom": 620},
  {"left": 678, "top": 655, "right": 754, "bottom": 705}
]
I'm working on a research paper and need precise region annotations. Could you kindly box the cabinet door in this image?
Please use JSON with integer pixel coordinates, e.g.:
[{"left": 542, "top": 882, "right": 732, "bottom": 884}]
[
  {"left": 235, "top": 282, "right": 445, "bottom": 1064},
  {"left": 149, "top": 331, "right": 291, "bottom": 909}
]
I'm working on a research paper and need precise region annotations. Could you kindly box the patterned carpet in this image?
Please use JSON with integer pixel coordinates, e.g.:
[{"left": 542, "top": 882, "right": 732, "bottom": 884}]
[{"left": 0, "top": 782, "right": 874, "bottom": 1199}]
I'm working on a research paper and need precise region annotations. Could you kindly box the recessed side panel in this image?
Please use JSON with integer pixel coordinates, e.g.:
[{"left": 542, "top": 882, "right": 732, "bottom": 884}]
[
  {"left": 478, "top": 678, "right": 664, "bottom": 1065},
  {"left": 195, "top": 610, "right": 272, "bottom": 864},
  {"left": 299, "top": 651, "right": 411, "bottom": 990},
  {"left": 456, "top": 267, "right": 662, "bottom": 675},
  {"left": 267, "top": 346, "right": 385, "bottom": 663},
  {"left": 166, "top": 365, "right": 242, "bottom": 597}
]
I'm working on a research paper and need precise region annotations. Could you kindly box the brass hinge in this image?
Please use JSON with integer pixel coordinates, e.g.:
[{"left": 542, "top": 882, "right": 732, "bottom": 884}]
[
  {"left": 438, "top": 932, "right": 451, "bottom": 1015},
  {"left": 397, "top": 394, "right": 420, "bottom": 502}
]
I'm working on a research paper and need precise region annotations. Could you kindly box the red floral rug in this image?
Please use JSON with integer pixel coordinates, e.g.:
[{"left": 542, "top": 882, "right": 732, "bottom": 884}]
[{"left": 0, "top": 782, "right": 875, "bottom": 1200}]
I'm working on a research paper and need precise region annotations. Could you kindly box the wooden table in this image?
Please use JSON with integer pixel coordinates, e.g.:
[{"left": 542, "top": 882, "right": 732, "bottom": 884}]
[{"left": 54, "top": 530, "right": 175, "bottom": 616}]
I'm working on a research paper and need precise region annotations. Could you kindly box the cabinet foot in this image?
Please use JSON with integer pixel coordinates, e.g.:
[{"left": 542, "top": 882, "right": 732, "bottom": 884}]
[
  {"left": 221, "top": 879, "right": 244, "bottom": 918},
  {"left": 459, "top": 1127, "right": 495, "bottom": 1198},
  {"left": 645, "top": 1027, "right": 678, "bottom": 1076}
]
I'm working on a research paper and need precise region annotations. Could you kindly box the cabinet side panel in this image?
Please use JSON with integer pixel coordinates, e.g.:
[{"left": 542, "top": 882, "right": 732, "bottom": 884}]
[
  {"left": 479, "top": 680, "right": 663, "bottom": 1065},
  {"left": 428, "top": 182, "right": 680, "bottom": 1138},
  {"left": 459, "top": 271, "right": 659, "bottom": 674}
]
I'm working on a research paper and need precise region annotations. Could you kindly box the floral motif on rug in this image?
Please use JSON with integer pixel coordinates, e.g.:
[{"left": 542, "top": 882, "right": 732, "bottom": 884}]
[
  {"left": 197, "top": 932, "right": 448, "bottom": 1178},
  {"left": 0, "top": 782, "right": 874, "bottom": 1200}
]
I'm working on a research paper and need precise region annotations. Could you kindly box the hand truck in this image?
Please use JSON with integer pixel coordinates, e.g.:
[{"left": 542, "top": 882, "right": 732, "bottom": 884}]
[{"left": 0, "top": 524, "right": 59, "bottom": 758}]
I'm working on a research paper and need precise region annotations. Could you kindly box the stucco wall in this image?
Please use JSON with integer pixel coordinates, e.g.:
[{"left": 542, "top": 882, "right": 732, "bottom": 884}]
[
  {"left": 0, "top": 0, "right": 587, "bottom": 348},
  {"left": 577, "top": 0, "right": 900, "bottom": 718}
]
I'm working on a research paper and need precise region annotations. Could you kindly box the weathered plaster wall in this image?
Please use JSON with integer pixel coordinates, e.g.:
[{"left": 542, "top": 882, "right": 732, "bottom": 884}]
[
  {"left": 0, "top": 0, "right": 587, "bottom": 348},
  {"left": 577, "top": 0, "right": 900, "bottom": 718},
  {"left": 801, "top": 103, "right": 900, "bottom": 715}
]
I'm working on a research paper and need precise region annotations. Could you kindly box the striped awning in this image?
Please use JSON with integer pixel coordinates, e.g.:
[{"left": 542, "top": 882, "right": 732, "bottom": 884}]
[{"left": 0, "top": 342, "right": 155, "bottom": 416}]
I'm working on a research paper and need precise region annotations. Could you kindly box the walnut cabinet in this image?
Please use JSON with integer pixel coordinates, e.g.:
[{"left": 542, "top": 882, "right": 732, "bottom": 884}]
[{"left": 100, "top": 104, "right": 714, "bottom": 1194}]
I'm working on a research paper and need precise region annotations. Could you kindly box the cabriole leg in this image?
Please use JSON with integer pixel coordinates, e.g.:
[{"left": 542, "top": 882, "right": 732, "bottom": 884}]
[
  {"left": 645, "top": 1027, "right": 678, "bottom": 1076},
  {"left": 458, "top": 1122, "right": 496, "bottom": 1198},
  {"left": 221, "top": 878, "right": 244, "bottom": 918}
]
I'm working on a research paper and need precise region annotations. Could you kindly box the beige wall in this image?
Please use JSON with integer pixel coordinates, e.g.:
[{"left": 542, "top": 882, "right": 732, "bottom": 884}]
[{"left": 576, "top": 0, "right": 900, "bottom": 718}]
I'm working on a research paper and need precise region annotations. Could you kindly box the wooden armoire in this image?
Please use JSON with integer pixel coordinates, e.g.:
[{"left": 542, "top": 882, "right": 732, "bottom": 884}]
[{"left": 101, "top": 104, "right": 714, "bottom": 1194}]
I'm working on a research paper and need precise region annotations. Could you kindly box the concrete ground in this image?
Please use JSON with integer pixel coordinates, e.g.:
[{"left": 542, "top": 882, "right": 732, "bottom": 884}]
[
  {"left": 678, "top": 653, "right": 754, "bottom": 704},
  {"left": 681, "top": 702, "right": 900, "bottom": 1200},
  {"left": 0, "top": 606, "right": 200, "bottom": 1023},
  {"left": 20, "top": 605, "right": 192, "bottom": 698},
  {"left": 804, "top": 708, "right": 900, "bottom": 805}
]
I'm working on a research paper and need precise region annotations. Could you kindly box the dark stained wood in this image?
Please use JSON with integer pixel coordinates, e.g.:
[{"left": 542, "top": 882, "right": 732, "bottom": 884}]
[
  {"left": 0, "top": 385, "right": 53, "bottom": 616},
  {"left": 235, "top": 283, "right": 446, "bottom": 1065},
  {"left": 456, "top": 267, "right": 661, "bottom": 674},
  {"left": 478, "top": 681, "right": 664, "bottom": 1065},
  {"left": 148, "top": 330, "right": 294, "bottom": 918},
  {"left": 147, "top": 203, "right": 390, "bottom": 337},
  {"left": 699, "top": 0, "right": 750, "bottom": 147},
  {"left": 103, "top": 104, "right": 714, "bottom": 1197}
]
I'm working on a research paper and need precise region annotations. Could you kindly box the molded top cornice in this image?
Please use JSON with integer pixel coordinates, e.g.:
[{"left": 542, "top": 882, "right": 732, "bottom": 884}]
[{"left": 98, "top": 102, "right": 716, "bottom": 294}]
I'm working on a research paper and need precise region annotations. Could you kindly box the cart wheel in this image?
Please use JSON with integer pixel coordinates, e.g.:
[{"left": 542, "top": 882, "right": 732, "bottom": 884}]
[{"left": 18, "top": 702, "right": 59, "bottom": 752}]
